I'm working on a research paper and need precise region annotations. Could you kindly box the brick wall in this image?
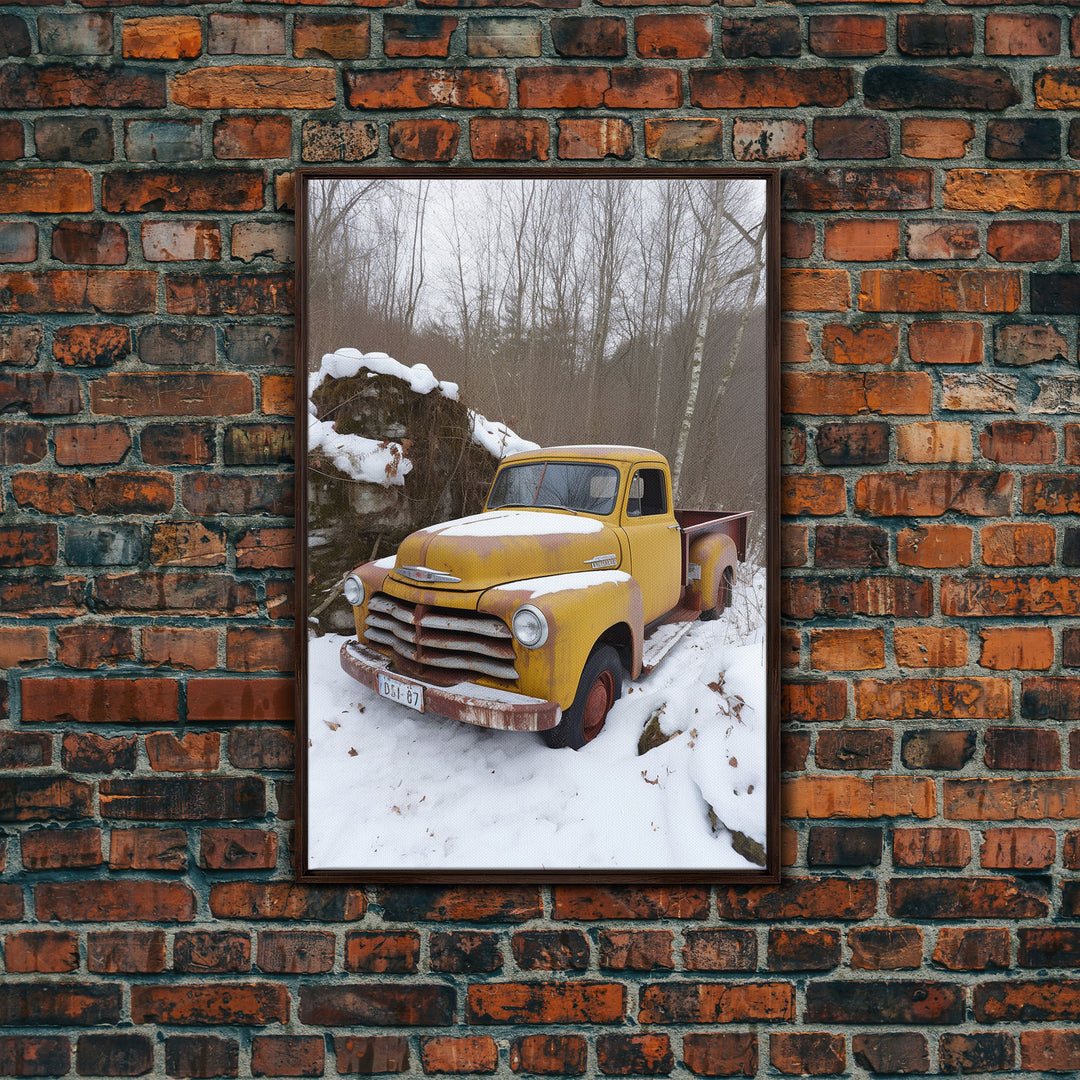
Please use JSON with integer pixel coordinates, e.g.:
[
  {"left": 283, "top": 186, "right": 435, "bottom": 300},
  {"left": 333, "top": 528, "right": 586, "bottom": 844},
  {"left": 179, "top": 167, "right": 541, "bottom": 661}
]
[{"left": 2, "top": 0, "right": 1079, "bottom": 1075}]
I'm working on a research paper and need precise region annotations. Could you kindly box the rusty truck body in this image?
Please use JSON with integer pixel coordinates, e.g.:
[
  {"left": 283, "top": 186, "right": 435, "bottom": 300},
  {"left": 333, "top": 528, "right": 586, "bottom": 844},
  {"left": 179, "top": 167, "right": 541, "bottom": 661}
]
[{"left": 339, "top": 445, "right": 750, "bottom": 749}]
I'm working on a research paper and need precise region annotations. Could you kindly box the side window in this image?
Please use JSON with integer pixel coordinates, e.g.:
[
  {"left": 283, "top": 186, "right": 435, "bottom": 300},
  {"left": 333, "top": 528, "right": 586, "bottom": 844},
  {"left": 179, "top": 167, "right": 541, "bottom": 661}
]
[{"left": 626, "top": 469, "right": 667, "bottom": 517}]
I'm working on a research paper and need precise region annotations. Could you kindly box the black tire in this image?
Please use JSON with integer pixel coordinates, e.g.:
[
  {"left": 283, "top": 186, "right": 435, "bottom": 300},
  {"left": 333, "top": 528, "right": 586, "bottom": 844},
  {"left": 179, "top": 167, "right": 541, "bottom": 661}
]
[
  {"left": 541, "top": 645, "right": 623, "bottom": 750},
  {"left": 699, "top": 566, "right": 734, "bottom": 622}
]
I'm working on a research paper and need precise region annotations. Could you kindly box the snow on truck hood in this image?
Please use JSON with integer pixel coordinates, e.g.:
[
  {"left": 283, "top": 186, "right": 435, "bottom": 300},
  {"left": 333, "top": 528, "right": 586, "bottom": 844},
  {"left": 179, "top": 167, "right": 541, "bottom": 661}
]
[{"left": 389, "top": 509, "right": 621, "bottom": 593}]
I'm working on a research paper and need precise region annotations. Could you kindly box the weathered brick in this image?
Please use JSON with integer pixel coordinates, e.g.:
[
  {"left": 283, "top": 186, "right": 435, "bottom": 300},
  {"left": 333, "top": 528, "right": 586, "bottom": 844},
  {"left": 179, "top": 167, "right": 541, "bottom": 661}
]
[
  {"left": 806, "top": 826, "right": 882, "bottom": 868},
  {"left": 716, "top": 879, "right": 876, "bottom": 921},
  {"left": 899, "top": 728, "right": 973, "bottom": 768},
  {"left": 987, "top": 118, "right": 1060, "bottom": 161},
  {"left": 815, "top": 117, "right": 889, "bottom": 160},
  {"left": 975, "top": 981, "right": 1080, "bottom": 1023},
  {"left": 211, "top": 882, "right": 364, "bottom": 921},
  {"left": 682, "top": 929, "right": 756, "bottom": 972},
  {"left": 644, "top": 119, "right": 723, "bottom": 161},
  {"left": 856, "top": 677, "right": 1010, "bottom": 720},
  {"left": 822, "top": 220, "right": 898, "bottom": 264},
  {"left": 638, "top": 983, "right": 792, "bottom": 1025},
  {"left": 720, "top": 17, "right": 799, "bottom": 58},
  {"left": 420, "top": 1037, "right": 498, "bottom": 1075},
  {"left": 332, "top": 1036, "right": 408, "bottom": 1076},
  {"left": 901, "top": 118, "right": 975, "bottom": 159},
  {"left": 939, "top": 1032, "right": 1014, "bottom": 1073},
  {"left": 470, "top": 117, "right": 549, "bottom": 161},
  {"left": 0, "top": 985, "right": 121, "bottom": 1026},
  {"left": 852, "top": 1034, "right": 928, "bottom": 1077},
  {"left": 301, "top": 985, "right": 455, "bottom": 1027},
  {"left": 251, "top": 1037, "right": 323, "bottom": 1079},
  {"left": 1, "top": 65, "right": 164, "bottom": 110},
  {"left": 551, "top": 17, "right": 625, "bottom": 57},
  {"left": 769, "top": 1032, "right": 845, "bottom": 1076},
  {"left": 200, "top": 829, "right": 278, "bottom": 871},
  {"left": 123, "top": 16, "right": 201, "bottom": 59},
  {"left": 635, "top": 14, "right": 709, "bottom": 58},
  {"left": 468, "top": 18, "right": 541, "bottom": 58},
  {"left": 894, "top": 828, "right": 971, "bottom": 870},
  {"left": 864, "top": 66, "right": 1019, "bottom": 110},
  {"left": 932, "top": 928, "right": 1009, "bottom": 972},
  {"left": 429, "top": 932, "right": 503, "bottom": 974},
  {"left": 986, "top": 13, "right": 1060, "bottom": 55},
  {"left": 173, "top": 66, "right": 335, "bottom": 109},
  {"left": 132, "top": 984, "right": 289, "bottom": 1026},
  {"left": 806, "top": 981, "right": 963, "bottom": 1026},
  {"left": 944, "top": 169, "right": 1080, "bottom": 212},
  {"left": 980, "top": 627, "right": 1054, "bottom": 670},
  {"left": 598, "top": 930, "right": 672, "bottom": 972},
  {"left": 907, "top": 220, "right": 979, "bottom": 260},
  {"left": 509, "top": 1035, "right": 586, "bottom": 1076},
  {"left": 816, "top": 422, "right": 889, "bottom": 466},
  {"left": 898, "top": 14, "right": 973, "bottom": 56},
  {"left": 767, "top": 929, "right": 840, "bottom": 973},
  {"left": 783, "top": 372, "right": 931, "bottom": 415},
  {"left": 258, "top": 931, "right": 335, "bottom": 975},
  {"left": 692, "top": 68, "right": 850, "bottom": 109},
  {"left": 165, "top": 1036, "right": 239, "bottom": 1079},
  {"left": 682, "top": 1034, "right": 757, "bottom": 1078},
  {"left": 347, "top": 68, "right": 508, "bottom": 109},
  {"left": 808, "top": 15, "right": 884, "bottom": 57},
  {"left": 213, "top": 116, "right": 292, "bottom": 160}
]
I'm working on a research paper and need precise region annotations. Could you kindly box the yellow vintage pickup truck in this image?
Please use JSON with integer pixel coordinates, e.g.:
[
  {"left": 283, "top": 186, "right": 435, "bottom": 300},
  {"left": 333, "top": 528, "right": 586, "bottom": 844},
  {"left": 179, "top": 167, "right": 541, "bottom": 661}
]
[{"left": 339, "top": 445, "right": 750, "bottom": 749}]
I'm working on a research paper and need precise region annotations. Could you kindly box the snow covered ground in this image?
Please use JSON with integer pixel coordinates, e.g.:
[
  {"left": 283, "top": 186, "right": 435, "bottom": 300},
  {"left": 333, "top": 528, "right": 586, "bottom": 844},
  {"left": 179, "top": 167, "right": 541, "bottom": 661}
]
[{"left": 306, "top": 569, "right": 768, "bottom": 872}]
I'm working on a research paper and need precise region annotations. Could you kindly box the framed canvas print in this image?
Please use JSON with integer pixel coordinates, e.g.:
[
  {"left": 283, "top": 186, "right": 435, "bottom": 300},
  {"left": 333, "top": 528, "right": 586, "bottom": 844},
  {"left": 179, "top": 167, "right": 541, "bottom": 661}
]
[{"left": 294, "top": 167, "right": 780, "bottom": 882}]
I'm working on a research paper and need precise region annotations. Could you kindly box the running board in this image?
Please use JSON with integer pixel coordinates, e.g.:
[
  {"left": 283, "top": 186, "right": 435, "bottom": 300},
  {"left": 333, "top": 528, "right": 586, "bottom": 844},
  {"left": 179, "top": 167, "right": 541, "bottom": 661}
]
[{"left": 640, "top": 618, "right": 696, "bottom": 675}]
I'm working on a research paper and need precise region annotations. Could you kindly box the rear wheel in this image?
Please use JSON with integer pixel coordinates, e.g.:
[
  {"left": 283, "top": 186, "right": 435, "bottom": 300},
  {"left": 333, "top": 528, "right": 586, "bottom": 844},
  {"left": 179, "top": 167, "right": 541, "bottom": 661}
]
[
  {"left": 542, "top": 645, "right": 623, "bottom": 750},
  {"left": 699, "top": 567, "right": 734, "bottom": 622}
]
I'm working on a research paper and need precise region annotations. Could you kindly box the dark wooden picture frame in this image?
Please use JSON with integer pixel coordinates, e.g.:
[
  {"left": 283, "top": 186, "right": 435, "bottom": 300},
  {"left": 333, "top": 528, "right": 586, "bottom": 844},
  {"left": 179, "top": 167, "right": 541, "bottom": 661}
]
[{"left": 294, "top": 167, "right": 781, "bottom": 883}]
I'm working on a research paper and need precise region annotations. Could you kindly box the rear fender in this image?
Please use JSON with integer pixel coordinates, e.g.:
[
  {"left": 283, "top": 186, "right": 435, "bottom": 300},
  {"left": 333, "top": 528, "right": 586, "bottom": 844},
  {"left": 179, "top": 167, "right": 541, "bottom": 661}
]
[
  {"left": 480, "top": 571, "right": 644, "bottom": 710},
  {"left": 686, "top": 533, "right": 737, "bottom": 613}
]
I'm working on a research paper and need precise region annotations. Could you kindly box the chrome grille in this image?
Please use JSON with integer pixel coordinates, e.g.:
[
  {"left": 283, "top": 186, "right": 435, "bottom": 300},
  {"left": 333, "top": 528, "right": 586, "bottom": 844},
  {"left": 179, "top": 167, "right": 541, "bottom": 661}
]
[{"left": 363, "top": 593, "right": 518, "bottom": 681}]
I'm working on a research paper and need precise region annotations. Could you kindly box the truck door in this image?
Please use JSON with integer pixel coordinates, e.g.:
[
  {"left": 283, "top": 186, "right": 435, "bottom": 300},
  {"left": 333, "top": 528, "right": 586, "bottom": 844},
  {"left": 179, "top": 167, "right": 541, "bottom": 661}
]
[{"left": 623, "top": 466, "right": 682, "bottom": 625}]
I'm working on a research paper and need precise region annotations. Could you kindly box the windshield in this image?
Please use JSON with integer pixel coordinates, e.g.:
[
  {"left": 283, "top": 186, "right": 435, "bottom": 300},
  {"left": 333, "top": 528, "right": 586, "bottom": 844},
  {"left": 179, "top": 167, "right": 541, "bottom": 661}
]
[{"left": 487, "top": 462, "right": 620, "bottom": 515}]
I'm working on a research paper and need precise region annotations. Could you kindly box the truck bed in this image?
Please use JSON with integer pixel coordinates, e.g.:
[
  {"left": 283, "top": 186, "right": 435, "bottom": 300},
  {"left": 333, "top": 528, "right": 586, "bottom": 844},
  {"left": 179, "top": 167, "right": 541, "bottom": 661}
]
[{"left": 674, "top": 509, "right": 752, "bottom": 581}]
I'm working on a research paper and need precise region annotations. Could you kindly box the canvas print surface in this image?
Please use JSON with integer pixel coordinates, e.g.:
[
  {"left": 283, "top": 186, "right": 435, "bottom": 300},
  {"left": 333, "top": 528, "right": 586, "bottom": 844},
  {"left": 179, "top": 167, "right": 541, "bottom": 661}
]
[{"left": 297, "top": 170, "right": 778, "bottom": 879}]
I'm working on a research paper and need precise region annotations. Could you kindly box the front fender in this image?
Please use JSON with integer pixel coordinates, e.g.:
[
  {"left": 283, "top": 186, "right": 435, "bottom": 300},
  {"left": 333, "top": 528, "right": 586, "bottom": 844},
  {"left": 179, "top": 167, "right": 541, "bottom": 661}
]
[
  {"left": 479, "top": 571, "right": 644, "bottom": 711},
  {"left": 348, "top": 557, "right": 395, "bottom": 638}
]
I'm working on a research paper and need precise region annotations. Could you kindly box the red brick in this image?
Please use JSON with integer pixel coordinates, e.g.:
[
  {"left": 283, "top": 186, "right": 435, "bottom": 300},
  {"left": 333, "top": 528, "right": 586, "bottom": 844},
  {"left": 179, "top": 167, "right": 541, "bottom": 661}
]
[
  {"left": 770, "top": 1033, "right": 845, "bottom": 1076},
  {"left": 333, "top": 1037, "right": 408, "bottom": 1077},
  {"left": 980, "top": 420, "right": 1056, "bottom": 463},
  {"left": 57, "top": 625, "right": 134, "bottom": 668},
  {"left": 294, "top": 14, "right": 369, "bottom": 59},
  {"left": 132, "top": 984, "right": 289, "bottom": 1026},
  {"left": 980, "top": 627, "right": 1054, "bottom": 670},
  {"left": 781, "top": 223, "right": 813, "bottom": 260},
  {"left": 0, "top": 1037, "right": 70, "bottom": 1077},
  {"left": 344, "top": 932, "right": 419, "bottom": 974},
  {"left": 470, "top": 117, "right": 548, "bottom": 161},
  {"left": 300, "top": 985, "right": 454, "bottom": 1027},
  {"left": 251, "top": 1037, "right": 322, "bottom": 1079},
  {"left": 682, "top": 1034, "right": 757, "bottom": 1078},
  {"left": 782, "top": 681, "right": 847, "bottom": 723},
  {"left": 36, "top": 881, "right": 196, "bottom": 923},
  {"left": 988, "top": 220, "right": 1061, "bottom": 262},
  {"left": 807, "top": 979, "right": 960, "bottom": 1027},
  {"left": 213, "top": 115, "right": 292, "bottom": 160},
  {"left": 638, "top": 983, "right": 793, "bottom": 1025},
  {"left": 944, "top": 169, "right": 1080, "bottom": 212},
  {"left": 509, "top": 1035, "right": 587, "bottom": 1076},
  {"left": 145, "top": 732, "right": 220, "bottom": 772},
  {"left": 87, "top": 930, "right": 166, "bottom": 974},
  {"left": 4, "top": 930, "right": 79, "bottom": 973},
  {"left": 142, "top": 628, "right": 217, "bottom": 671},
  {"left": 165, "top": 273, "right": 292, "bottom": 316},
  {"left": 430, "top": 932, "right": 503, "bottom": 974},
  {"left": 347, "top": 68, "right": 508, "bottom": 109},
  {"left": 906, "top": 220, "right": 979, "bottom": 260},
  {"left": 596, "top": 1035, "right": 671, "bottom": 1077},
  {"left": 173, "top": 931, "right": 251, "bottom": 975},
  {"left": 784, "top": 167, "right": 933, "bottom": 212},
  {"left": 0, "top": 271, "right": 155, "bottom": 315},
  {"left": 781, "top": 525, "right": 808, "bottom": 568},
  {"left": 896, "top": 421, "right": 972, "bottom": 464},
  {"left": 809, "top": 14, "right": 885, "bottom": 56},
  {"left": 52, "top": 221, "right": 127, "bottom": 266},
  {"left": 210, "top": 882, "right": 365, "bottom": 921},
  {"left": 0, "top": 168, "right": 92, "bottom": 214},
  {"left": 822, "top": 322, "right": 898, "bottom": 365},
  {"left": 815, "top": 116, "right": 889, "bottom": 160},
  {"left": 815, "top": 729, "right": 892, "bottom": 771},
  {"left": 166, "top": 1036, "right": 239, "bottom": 1079},
  {"left": 644, "top": 119, "right": 723, "bottom": 160},
  {"left": 985, "top": 727, "right": 1061, "bottom": 771},
  {"left": 598, "top": 930, "right": 672, "bottom": 972},
  {"left": 933, "top": 928, "right": 1009, "bottom": 972},
  {"left": 691, "top": 68, "right": 850, "bottom": 109},
  {"left": 855, "top": 471, "right": 1012, "bottom": 517},
  {"left": 981, "top": 827, "right": 1055, "bottom": 870},
  {"left": 908, "top": 321, "right": 982, "bottom": 365},
  {"left": 200, "top": 829, "right": 278, "bottom": 871},
  {"left": 91, "top": 373, "right": 253, "bottom": 417},
  {"left": 822, "top": 220, "right": 898, "bottom": 263},
  {"left": 897, "top": 524, "right": 973, "bottom": 568},
  {"left": 228, "top": 728, "right": 293, "bottom": 771},
  {"left": 235, "top": 528, "right": 293, "bottom": 570},
  {"left": 258, "top": 931, "right": 335, "bottom": 975},
  {"left": 810, "top": 628, "right": 884, "bottom": 671},
  {"left": 388, "top": 118, "right": 459, "bottom": 162},
  {"left": 944, "top": 777, "right": 1080, "bottom": 820},
  {"left": 682, "top": 929, "right": 756, "bottom": 972},
  {"left": 859, "top": 268, "right": 1020, "bottom": 312},
  {"left": 782, "top": 269, "right": 850, "bottom": 311},
  {"left": 468, "top": 983, "right": 625, "bottom": 1025},
  {"left": 421, "top": 1037, "right": 498, "bottom": 1075},
  {"left": 110, "top": 827, "right": 187, "bottom": 871},
  {"left": 552, "top": 887, "right": 707, "bottom": 921},
  {"left": 716, "top": 879, "right": 876, "bottom": 921},
  {"left": 0, "top": 120, "right": 24, "bottom": 162},
  {"left": 856, "top": 677, "right": 1010, "bottom": 720},
  {"left": 902, "top": 118, "right": 975, "bottom": 159},
  {"left": 848, "top": 927, "right": 922, "bottom": 970},
  {"left": 781, "top": 474, "right": 846, "bottom": 516},
  {"left": 557, "top": 117, "right": 631, "bottom": 160},
  {"left": 172, "top": 66, "right": 333, "bottom": 109},
  {"left": 551, "top": 17, "right": 625, "bottom": 57},
  {"left": 635, "top": 14, "right": 709, "bottom": 57},
  {"left": 785, "top": 776, "right": 934, "bottom": 820},
  {"left": 783, "top": 372, "right": 931, "bottom": 415},
  {"left": 54, "top": 423, "right": 131, "bottom": 465},
  {"left": 981, "top": 523, "right": 1056, "bottom": 567},
  {"left": 995, "top": 323, "right": 1068, "bottom": 366},
  {"left": 21, "top": 677, "right": 178, "bottom": 724},
  {"left": 986, "top": 13, "right": 1060, "bottom": 55},
  {"left": 123, "top": 16, "right": 201, "bottom": 59},
  {"left": 767, "top": 928, "right": 840, "bottom": 972},
  {"left": 0, "top": 420, "right": 47, "bottom": 464}
]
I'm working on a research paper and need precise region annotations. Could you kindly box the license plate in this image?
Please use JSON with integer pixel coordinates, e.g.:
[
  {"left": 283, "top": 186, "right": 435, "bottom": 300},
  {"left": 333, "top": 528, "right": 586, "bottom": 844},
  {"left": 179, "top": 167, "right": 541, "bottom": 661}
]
[{"left": 377, "top": 673, "right": 425, "bottom": 713}]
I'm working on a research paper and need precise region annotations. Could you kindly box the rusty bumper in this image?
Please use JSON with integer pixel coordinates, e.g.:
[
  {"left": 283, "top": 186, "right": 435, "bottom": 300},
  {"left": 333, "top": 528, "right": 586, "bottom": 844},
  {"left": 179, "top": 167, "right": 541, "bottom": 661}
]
[{"left": 339, "top": 640, "right": 561, "bottom": 732}]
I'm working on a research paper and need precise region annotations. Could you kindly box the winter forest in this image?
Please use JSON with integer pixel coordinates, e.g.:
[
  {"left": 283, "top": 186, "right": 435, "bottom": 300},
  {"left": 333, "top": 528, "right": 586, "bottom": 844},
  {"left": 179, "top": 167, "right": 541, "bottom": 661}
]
[{"left": 303, "top": 173, "right": 772, "bottom": 548}]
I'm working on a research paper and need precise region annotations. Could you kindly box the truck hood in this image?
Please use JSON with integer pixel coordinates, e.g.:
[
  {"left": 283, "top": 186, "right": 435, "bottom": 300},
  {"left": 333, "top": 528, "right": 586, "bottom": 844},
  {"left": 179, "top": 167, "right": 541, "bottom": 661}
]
[{"left": 388, "top": 509, "right": 623, "bottom": 593}]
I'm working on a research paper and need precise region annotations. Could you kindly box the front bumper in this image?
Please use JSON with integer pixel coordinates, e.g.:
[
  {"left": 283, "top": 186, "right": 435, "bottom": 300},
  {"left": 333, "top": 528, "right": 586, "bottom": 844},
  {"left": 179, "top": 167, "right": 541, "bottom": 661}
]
[{"left": 340, "top": 639, "right": 561, "bottom": 732}]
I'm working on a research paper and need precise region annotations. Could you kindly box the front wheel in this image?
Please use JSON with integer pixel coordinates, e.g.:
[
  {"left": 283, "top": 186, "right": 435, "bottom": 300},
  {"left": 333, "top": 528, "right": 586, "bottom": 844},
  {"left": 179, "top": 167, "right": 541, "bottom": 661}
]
[{"left": 542, "top": 645, "right": 623, "bottom": 750}]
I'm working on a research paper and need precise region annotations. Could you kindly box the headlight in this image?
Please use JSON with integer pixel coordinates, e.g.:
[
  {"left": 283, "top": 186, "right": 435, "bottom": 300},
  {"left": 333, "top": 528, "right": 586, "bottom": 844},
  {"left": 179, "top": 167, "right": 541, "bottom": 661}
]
[
  {"left": 343, "top": 574, "right": 364, "bottom": 606},
  {"left": 512, "top": 605, "right": 548, "bottom": 649}
]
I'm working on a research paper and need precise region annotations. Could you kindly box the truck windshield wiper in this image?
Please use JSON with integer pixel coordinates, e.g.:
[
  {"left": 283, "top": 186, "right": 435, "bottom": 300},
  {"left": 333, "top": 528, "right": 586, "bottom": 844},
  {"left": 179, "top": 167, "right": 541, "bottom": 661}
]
[{"left": 533, "top": 503, "right": 579, "bottom": 515}]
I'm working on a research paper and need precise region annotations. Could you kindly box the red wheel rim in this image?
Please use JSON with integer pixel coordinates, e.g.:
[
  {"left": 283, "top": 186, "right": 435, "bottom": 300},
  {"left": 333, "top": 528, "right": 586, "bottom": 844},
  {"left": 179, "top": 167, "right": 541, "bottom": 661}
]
[{"left": 581, "top": 670, "right": 615, "bottom": 743}]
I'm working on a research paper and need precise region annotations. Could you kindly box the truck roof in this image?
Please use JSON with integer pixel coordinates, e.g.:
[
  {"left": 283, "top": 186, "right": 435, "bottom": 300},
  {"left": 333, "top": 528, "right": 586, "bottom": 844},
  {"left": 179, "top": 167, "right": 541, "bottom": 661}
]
[{"left": 501, "top": 445, "right": 669, "bottom": 467}]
